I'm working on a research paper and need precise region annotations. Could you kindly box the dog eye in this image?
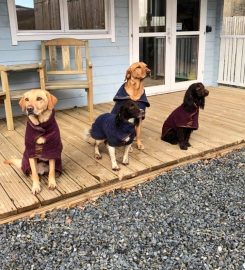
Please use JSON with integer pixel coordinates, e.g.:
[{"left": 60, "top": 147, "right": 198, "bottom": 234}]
[
  {"left": 25, "top": 98, "right": 29, "bottom": 102},
  {"left": 36, "top": 97, "right": 42, "bottom": 101}
]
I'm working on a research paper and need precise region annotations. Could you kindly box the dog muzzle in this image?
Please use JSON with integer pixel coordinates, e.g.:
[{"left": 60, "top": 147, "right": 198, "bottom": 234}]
[{"left": 26, "top": 107, "right": 35, "bottom": 116}]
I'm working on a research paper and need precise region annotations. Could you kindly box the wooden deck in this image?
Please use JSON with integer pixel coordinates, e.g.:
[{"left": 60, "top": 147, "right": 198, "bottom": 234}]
[{"left": 0, "top": 86, "right": 244, "bottom": 222}]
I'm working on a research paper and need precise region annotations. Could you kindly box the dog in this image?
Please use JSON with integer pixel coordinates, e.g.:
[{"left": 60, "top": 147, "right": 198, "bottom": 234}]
[
  {"left": 90, "top": 100, "right": 144, "bottom": 171},
  {"left": 111, "top": 62, "right": 150, "bottom": 150},
  {"left": 4, "top": 89, "right": 62, "bottom": 194},
  {"left": 161, "top": 82, "right": 209, "bottom": 150}
]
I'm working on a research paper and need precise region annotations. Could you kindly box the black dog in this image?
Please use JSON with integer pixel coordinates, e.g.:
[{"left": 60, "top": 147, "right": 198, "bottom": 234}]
[
  {"left": 161, "top": 82, "right": 209, "bottom": 150},
  {"left": 90, "top": 100, "right": 144, "bottom": 170}
]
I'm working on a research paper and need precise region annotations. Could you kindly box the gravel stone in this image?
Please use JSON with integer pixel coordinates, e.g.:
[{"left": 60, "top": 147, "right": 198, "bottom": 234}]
[{"left": 0, "top": 148, "right": 245, "bottom": 270}]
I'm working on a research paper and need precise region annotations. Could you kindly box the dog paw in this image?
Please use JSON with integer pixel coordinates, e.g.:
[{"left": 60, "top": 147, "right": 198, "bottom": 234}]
[
  {"left": 122, "top": 157, "right": 129, "bottom": 165},
  {"left": 36, "top": 137, "right": 46, "bottom": 144},
  {"left": 95, "top": 153, "right": 102, "bottom": 160},
  {"left": 180, "top": 144, "right": 188, "bottom": 150},
  {"left": 186, "top": 142, "right": 191, "bottom": 147},
  {"left": 48, "top": 179, "right": 57, "bottom": 190},
  {"left": 122, "top": 161, "right": 129, "bottom": 166},
  {"left": 112, "top": 165, "right": 120, "bottom": 171},
  {"left": 32, "top": 183, "right": 41, "bottom": 194},
  {"left": 137, "top": 142, "right": 144, "bottom": 150},
  {"left": 129, "top": 145, "right": 134, "bottom": 153}
]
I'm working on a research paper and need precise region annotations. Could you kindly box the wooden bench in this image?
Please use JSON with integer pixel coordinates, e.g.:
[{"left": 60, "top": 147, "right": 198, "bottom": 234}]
[{"left": 0, "top": 63, "right": 43, "bottom": 130}]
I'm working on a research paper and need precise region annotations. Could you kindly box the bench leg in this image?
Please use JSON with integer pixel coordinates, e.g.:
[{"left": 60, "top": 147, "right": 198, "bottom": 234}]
[
  {"left": 1, "top": 71, "right": 14, "bottom": 130},
  {"left": 87, "top": 87, "right": 94, "bottom": 122},
  {"left": 39, "top": 67, "right": 46, "bottom": 90}
]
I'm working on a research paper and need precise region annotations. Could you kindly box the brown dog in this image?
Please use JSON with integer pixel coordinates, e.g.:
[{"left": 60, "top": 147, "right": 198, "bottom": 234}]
[
  {"left": 4, "top": 89, "right": 62, "bottom": 194},
  {"left": 161, "top": 83, "right": 209, "bottom": 150},
  {"left": 111, "top": 62, "right": 150, "bottom": 150}
]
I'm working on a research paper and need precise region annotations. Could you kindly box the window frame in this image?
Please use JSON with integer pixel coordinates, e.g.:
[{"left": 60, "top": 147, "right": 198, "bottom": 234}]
[{"left": 7, "top": 0, "right": 115, "bottom": 45}]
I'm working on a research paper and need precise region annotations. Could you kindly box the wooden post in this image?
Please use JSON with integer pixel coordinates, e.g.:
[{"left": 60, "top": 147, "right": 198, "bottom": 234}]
[
  {"left": 0, "top": 71, "right": 14, "bottom": 130},
  {"left": 87, "top": 65, "right": 94, "bottom": 122},
  {"left": 39, "top": 67, "right": 46, "bottom": 90}
]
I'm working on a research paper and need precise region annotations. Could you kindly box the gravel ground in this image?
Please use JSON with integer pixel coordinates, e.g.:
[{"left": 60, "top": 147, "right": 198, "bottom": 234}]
[{"left": 0, "top": 148, "right": 245, "bottom": 270}]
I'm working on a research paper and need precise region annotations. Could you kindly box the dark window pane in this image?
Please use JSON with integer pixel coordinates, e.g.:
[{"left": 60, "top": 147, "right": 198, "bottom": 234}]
[
  {"left": 175, "top": 36, "right": 199, "bottom": 82},
  {"left": 68, "top": 0, "right": 105, "bottom": 30},
  {"left": 140, "top": 37, "right": 165, "bottom": 86},
  {"left": 139, "top": 0, "right": 166, "bottom": 33},
  {"left": 177, "top": 0, "right": 200, "bottom": 31},
  {"left": 15, "top": 0, "right": 61, "bottom": 30}
]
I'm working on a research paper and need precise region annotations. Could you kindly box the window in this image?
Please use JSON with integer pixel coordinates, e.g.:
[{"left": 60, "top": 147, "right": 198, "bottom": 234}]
[{"left": 7, "top": 0, "right": 115, "bottom": 45}]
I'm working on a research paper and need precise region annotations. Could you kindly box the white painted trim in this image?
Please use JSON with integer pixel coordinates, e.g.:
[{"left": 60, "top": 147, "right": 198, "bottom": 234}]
[
  {"left": 7, "top": 0, "right": 18, "bottom": 45},
  {"left": 197, "top": 0, "right": 207, "bottom": 83},
  {"left": 131, "top": 0, "right": 140, "bottom": 62},
  {"left": 176, "top": 31, "right": 201, "bottom": 36},
  {"left": 139, "top": 32, "right": 167, "bottom": 37},
  {"left": 7, "top": 0, "right": 115, "bottom": 45},
  {"left": 109, "top": 0, "right": 116, "bottom": 42},
  {"left": 164, "top": 0, "right": 174, "bottom": 90},
  {"left": 129, "top": 0, "right": 133, "bottom": 63},
  {"left": 169, "top": 0, "right": 177, "bottom": 89},
  {"left": 218, "top": 81, "right": 245, "bottom": 87}
]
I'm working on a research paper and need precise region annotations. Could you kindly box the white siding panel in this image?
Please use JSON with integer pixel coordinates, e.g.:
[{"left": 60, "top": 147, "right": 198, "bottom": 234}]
[{"left": 203, "top": 0, "right": 224, "bottom": 86}]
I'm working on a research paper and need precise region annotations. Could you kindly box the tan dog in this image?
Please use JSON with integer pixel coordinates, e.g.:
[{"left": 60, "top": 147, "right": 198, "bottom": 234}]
[
  {"left": 4, "top": 89, "right": 63, "bottom": 194},
  {"left": 111, "top": 62, "right": 150, "bottom": 150}
]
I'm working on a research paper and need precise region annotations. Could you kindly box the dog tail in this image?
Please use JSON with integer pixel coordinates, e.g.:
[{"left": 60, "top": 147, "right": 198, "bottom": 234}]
[
  {"left": 4, "top": 159, "right": 22, "bottom": 169},
  {"left": 81, "top": 128, "right": 95, "bottom": 144}
]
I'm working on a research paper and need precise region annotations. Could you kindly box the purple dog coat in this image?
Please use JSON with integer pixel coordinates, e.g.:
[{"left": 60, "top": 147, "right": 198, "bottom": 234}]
[
  {"left": 21, "top": 110, "right": 63, "bottom": 175},
  {"left": 90, "top": 113, "right": 136, "bottom": 147},
  {"left": 161, "top": 104, "right": 199, "bottom": 138},
  {"left": 111, "top": 84, "right": 150, "bottom": 115}
]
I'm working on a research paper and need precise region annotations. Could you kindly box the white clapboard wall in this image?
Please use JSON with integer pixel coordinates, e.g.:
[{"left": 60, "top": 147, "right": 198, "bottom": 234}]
[{"left": 218, "top": 16, "right": 245, "bottom": 87}]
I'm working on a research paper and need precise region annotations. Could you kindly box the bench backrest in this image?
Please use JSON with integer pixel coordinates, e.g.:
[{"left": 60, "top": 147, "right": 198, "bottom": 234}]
[{"left": 41, "top": 38, "right": 91, "bottom": 77}]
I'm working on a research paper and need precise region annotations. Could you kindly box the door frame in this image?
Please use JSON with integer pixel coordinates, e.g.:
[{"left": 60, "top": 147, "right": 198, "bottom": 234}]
[{"left": 129, "top": 0, "right": 207, "bottom": 95}]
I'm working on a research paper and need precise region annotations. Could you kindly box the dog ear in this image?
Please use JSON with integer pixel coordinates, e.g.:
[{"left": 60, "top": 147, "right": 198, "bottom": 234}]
[
  {"left": 199, "top": 97, "right": 205, "bottom": 109},
  {"left": 115, "top": 112, "right": 123, "bottom": 126},
  {"left": 183, "top": 87, "right": 195, "bottom": 110},
  {"left": 19, "top": 96, "right": 26, "bottom": 111},
  {"left": 115, "top": 103, "right": 127, "bottom": 126},
  {"left": 46, "top": 92, "right": 58, "bottom": 110},
  {"left": 125, "top": 67, "right": 131, "bottom": 81}
]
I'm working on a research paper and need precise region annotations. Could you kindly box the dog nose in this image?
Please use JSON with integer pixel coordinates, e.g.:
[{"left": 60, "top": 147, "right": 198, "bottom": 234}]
[
  {"left": 146, "top": 68, "right": 151, "bottom": 76},
  {"left": 205, "top": 89, "right": 209, "bottom": 96},
  {"left": 27, "top": 106, "right": 34, "bottom": 114}
]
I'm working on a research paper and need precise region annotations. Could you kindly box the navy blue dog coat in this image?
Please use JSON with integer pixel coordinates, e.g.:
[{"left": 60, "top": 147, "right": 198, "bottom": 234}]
[
  {"left": 90, "top": 113, "right": 136, "bottom": 147},
  {"left": 111, "top": 84, "right": 150, "bottom": 116}
]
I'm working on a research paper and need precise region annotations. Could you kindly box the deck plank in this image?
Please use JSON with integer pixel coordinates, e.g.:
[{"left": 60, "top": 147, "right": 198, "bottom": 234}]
[
  {"left": 0, "top": 133, "right": 40, "bottom": 213},
  {"left": 0, "top": 152, "right": 18, "bottom": 218}
]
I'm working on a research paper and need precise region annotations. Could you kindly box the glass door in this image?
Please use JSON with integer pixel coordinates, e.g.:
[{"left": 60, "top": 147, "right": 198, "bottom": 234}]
[
  {"left": 131, "top": 0, "right": 172, "bottom": 95},
  {"left": 172, "top": 0, "right": 206, "bottom": 89},
  {"left": 130, "top": 0, "right": 207, "bottom": 93}
]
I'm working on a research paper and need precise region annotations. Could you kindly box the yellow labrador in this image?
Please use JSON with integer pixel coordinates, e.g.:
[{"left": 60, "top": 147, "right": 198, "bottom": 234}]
[
  {"left": 4, "top": 89, "right": 63, "bottom": 194},
  {"left": 111, "top": 62, "right": 150, "bottom": 150}
]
